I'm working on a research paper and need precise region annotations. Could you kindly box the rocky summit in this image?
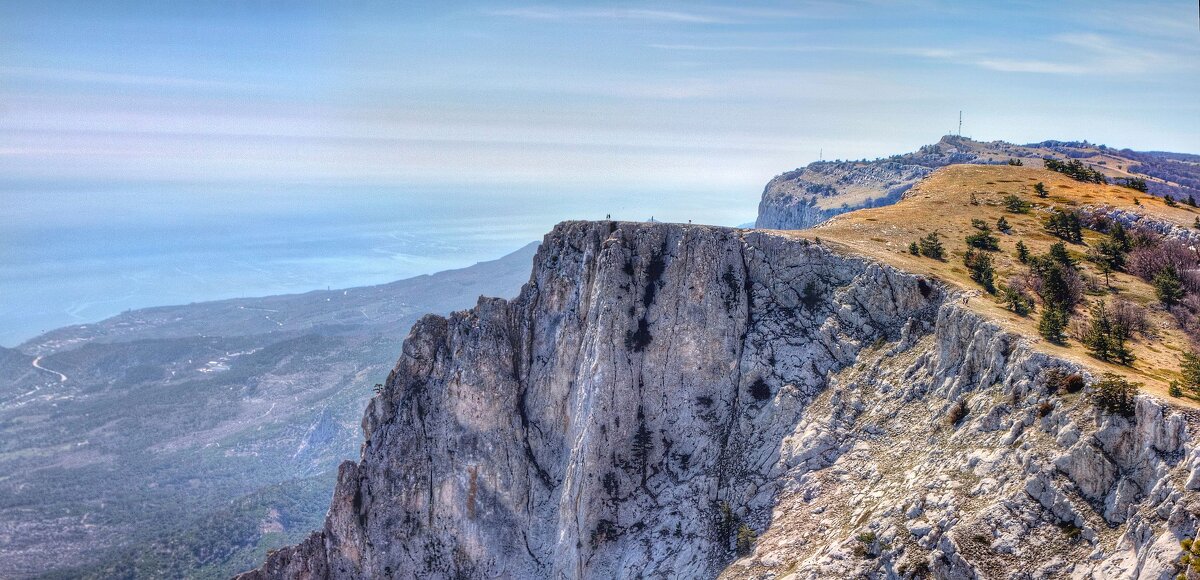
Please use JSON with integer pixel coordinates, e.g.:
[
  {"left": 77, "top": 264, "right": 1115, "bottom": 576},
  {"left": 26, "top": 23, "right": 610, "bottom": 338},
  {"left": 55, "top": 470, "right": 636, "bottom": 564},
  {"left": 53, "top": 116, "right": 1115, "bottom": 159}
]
[
  {"left": 238, "top": 218, "right": 1200, "bottom": 579},
  {"left": 756, "top": 136, "right": 1200, "bottom": 230}
]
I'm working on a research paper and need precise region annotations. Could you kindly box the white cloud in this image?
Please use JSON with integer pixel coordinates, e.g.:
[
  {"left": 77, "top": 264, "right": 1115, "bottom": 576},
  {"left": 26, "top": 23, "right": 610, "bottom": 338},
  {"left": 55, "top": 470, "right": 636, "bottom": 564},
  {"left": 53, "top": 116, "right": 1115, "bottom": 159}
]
[
  {"left": 484, "top": 7, "right": 730, "bottom": 24},
  {"left": 0, "top": 66, "right": 255, "bottom": 90},
  {"left": 971, "top": 59, "right": 1086, "bottom": 75}
]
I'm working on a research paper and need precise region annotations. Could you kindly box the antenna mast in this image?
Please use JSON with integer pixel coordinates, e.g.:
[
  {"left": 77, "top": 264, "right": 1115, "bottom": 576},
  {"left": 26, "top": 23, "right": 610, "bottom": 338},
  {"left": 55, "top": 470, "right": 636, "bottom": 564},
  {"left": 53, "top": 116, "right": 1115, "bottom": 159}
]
[{"left": 958, "top": 110, "right": 962, "bottom": 137}]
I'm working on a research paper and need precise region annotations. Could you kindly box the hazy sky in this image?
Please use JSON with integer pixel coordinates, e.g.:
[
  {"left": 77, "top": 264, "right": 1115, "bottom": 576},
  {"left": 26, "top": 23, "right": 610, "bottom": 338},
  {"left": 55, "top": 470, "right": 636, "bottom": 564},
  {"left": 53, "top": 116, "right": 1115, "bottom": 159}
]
[{"left": 2, "top": 0, "right": 1198, "bottom": 203}]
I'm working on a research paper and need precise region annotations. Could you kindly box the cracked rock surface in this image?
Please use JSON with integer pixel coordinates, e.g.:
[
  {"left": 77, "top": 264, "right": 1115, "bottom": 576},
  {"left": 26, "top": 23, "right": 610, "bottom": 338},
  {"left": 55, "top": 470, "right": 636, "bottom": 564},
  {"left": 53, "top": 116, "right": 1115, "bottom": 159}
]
[{"left": 237, "top": 221, "right": 1200, "bottom": 579}]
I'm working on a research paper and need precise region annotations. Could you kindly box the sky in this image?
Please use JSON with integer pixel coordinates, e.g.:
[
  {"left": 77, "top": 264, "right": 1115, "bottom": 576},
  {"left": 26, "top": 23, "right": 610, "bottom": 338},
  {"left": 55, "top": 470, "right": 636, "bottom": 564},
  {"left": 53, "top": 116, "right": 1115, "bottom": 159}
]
[
  {"left": 1, "top": 1, "right": 1199, "bottom": 345},
  {"left": 2, "top": 0, "right": 1197, "bottom": 202}
]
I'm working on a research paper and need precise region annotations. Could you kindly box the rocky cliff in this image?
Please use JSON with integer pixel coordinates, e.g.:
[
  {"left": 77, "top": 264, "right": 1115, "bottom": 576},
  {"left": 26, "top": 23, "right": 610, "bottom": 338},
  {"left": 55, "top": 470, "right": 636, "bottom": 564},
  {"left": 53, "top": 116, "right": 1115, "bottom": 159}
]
[{"left": 239, "top": 221, "right": 1200, "bottom": 579}]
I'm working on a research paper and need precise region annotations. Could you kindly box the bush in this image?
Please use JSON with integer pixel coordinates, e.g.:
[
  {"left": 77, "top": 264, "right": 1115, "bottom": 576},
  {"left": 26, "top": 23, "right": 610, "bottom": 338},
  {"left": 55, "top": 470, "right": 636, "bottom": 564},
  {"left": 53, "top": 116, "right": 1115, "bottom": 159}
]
[
  {"left": 1092, "top": 373, "right": 1138, "bottom": 417},
  {"left": 1044, "top": 157, "right": 1107, "bottom": 184},
  {"left": 1046, "top": 369, "right": 1085, "bottom": 394},
  {"left": 1117, "top": 177, "right": 1148, "bottom": 192},
  {"left": 1004, "top": 194, "right": 1030, "bottom": 213},
  {"left": 966, "top": 230, "right": 1000, "bottom": 251},
  {"left": 947, "top": 399, "right": 969, "bottom": 425},
  {"left": 736, "top": 524, "right": 757, "bottom": 556},
  {"left": 1034, "top": 182, "right": 1049, "bottom": 198},
  {"left": 918, "top": 232, "right": 945, "bottom": 260},
  {"left": 1181, "top": 352, "right": 1200, "bottom": 396},
  {"left": 1170, "top": 381, "right": 1183, "bottom": 398},
  {"left": 964, "top": 249, "right": 996, "bottom": 293},
  {"left": 1045, "top": 209, "right": 1083, "bottom": 243},
  {"left": 1000, "top": 284, "right": 1034, "bottom": 316},
  {"left": 1154, "top": 266, "right": 1186, "bottom": 305},
  {"left": 1080, "top": 301, "right": 1135, "bottom": 365},
  {"left": 909, "top": 241, "right": 919, "bottom": 255},
  {"left": 1015, "top": 240, "right": 1030, "bottom": 263},
  {"left": 1039, "top": 307, "right": 1069, "bottom": 343},
  {"left": 996, "top": 216, "right": 1012, "bottom": 233}
]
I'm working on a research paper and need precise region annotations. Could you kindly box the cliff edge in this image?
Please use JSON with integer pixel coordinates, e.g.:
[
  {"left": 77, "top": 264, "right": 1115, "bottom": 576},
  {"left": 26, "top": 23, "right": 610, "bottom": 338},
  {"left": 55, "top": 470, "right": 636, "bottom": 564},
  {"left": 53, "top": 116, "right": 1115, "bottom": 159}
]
[{"left": 237, "top": 220, "right": 1200, "bottom": 579}]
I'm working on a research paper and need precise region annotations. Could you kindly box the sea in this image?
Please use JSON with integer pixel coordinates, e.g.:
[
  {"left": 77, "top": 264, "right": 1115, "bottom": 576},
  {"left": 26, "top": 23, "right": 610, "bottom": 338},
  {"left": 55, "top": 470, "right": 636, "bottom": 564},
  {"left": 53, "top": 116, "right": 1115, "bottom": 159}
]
[{"left": 1, "top": 182, "right": 754, "bottom": 346}]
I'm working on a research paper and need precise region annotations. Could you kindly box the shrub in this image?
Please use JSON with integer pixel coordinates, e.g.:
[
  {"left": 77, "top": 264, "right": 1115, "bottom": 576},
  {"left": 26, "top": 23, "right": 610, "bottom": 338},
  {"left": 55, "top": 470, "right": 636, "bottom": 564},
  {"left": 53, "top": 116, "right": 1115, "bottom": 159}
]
[
  {"left": 1170, "top": 381, "right": 1183, "bottom": 398},
  {"left": 966, "top": 230, "right": 1000, "bottom": 251},
  {"left": 1027, "top": 251, "right": 1083, "bottom": 311},
  {"left": 1181, "top": 352, "right": 1200, "bottom": 396},
  {"left": 1015, "top": 240, "right": 1030, "bottom": 263},
  {"left": 971, "top": 218, "right": 989, "bottom": 230},
  {"left": 918, "top": 232, "right": 945, "bottom": 260},
  {"left": 1004, "top": 194, "right": 1030, "bottom": 213},
  {"left": 1038, "top": 307, "right": 1069, "bottom": 343},
  {"left": 1092, "top": 373, "right": 1138, "bottom": 417},
  {"left": 1047, "top": 242, "right": 1076, "bottom": 267},
  {"left": 1117, "top": 177, "right": 1148, "bottom": 192},
  {"left": 736, "top": 524, "right": 757, "bottom": 556},
  {"left": 1166, "top": 195, "right": 1179, "bottom": 207},
  {"left": 996, "top": 216, "right": 1012, "bottom": 233},
  {"left": 1080, "top": 301, "right": 1136, "bottom": 365},
  {"left": 909, "top": 241, "right": 920, "bottom": 255},
  {"left": 947, "top": 399, "right": 969, "bottom": 425},
  {"left": 1045, "top": 209, "right": 1083, "bottom": 243},
  {"left": 1155, "top": 266, "right": 1186, "bottom": 305},
  {"left": 1000, "top": 284, "right": 1034, "bottom": 316},
  {"left": 1044, "top": 157, "right": 1107, "bottom": 184},
  {"left": 1034, "top": 182, "right": 1049, "bottom": 198},
  {"left": 1046, "top": 369, "right": 1086, "bottom": 394},
  {"left": 964, "top": 249, "right": 996, "bottom": 293}
]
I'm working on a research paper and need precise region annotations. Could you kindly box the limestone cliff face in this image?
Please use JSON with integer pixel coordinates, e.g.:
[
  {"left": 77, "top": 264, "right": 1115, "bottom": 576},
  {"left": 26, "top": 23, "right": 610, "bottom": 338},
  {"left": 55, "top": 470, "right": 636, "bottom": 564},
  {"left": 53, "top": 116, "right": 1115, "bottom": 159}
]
[{"left": 239, "top": 221, "right": 1200, "bottom": 579}]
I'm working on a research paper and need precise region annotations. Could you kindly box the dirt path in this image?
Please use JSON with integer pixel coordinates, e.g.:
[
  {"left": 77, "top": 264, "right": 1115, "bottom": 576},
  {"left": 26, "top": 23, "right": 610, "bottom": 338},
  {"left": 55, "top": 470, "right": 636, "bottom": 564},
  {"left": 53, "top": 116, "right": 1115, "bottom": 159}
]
[{"left": 32, "top": 355, "right": 68, "bottom": 383}]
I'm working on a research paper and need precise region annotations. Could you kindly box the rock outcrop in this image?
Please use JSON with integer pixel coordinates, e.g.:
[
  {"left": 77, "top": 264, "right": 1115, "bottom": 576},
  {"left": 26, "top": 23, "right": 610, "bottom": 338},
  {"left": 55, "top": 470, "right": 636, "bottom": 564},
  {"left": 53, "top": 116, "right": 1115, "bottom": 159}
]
[{"left": 239, "top": 221, "right": 1200, "bottom": 579}]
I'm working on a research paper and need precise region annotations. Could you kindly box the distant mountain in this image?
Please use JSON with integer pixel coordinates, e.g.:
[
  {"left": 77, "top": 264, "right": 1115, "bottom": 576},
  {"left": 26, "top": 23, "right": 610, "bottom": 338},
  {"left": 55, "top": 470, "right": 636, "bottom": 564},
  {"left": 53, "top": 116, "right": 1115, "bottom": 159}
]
[
  {"left": 756, "top": 135, "right": 1200, "bottom": 229},
  {"left": 0, "top": 242, "right": 538, "bottom": 579}
]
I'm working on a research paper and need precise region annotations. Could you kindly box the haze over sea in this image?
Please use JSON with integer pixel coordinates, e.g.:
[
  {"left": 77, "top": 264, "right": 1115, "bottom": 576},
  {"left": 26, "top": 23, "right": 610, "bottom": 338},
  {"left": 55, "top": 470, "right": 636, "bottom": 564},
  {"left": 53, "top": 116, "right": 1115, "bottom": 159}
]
[{"left": 0, "top": 182, "right": 752, "bottom": 346}]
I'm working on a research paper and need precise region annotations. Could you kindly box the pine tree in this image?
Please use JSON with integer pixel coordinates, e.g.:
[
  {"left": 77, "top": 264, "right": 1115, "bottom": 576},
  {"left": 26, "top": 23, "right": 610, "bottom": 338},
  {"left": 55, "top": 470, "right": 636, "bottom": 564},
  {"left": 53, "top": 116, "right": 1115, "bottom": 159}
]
[
  {"left": 1015, "top": 240, "right": 1030, "bottom": 263},
  {"left": 1181, "top": 351, "right": 1200, "bottom": 395},
  {"left": 1038, "top": 306, "right": 1068, "bottom": 343},
  {"left": 964, "top": 249, "right": 996, "bottom": 293},
  {"left": 918, "top": 232, "right": 944, "bottom": 260},
  {"left": 996, "top": 216, "right": 1011, "bottom": 233},
  {"left": 1004, "top": 194, "right": 1030, "bottom": 213},
  {"left": 1154, "top": 266, "right": 1185, "bottom": 305},
  {"left": 1034, "top": 182, "right": 1049, "bottom": 198},
  {"left": 909, "top": 241, "right": 920, "bottom": 255}
]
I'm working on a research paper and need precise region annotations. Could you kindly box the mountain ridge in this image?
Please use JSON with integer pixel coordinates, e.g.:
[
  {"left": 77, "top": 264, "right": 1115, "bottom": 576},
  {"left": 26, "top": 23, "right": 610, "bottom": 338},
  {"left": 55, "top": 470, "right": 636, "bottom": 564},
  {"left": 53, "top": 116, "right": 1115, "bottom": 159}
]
[
  {"left": 756, "top": 136, "right": 1200, "bottom": 230},
  {"left": 237, "top": 218, "right": 1200, "bottom": 579}
]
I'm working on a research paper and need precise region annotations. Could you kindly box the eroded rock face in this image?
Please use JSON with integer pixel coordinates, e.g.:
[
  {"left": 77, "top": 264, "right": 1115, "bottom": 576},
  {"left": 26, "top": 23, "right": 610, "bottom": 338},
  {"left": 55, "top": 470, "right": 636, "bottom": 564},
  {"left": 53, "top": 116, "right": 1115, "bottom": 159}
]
[
  {"left": 755, "top": 136, "right": 984, "bottom": 230},
  {"left": 239, "top": 221, "right": 1200, "bottom": 580}
]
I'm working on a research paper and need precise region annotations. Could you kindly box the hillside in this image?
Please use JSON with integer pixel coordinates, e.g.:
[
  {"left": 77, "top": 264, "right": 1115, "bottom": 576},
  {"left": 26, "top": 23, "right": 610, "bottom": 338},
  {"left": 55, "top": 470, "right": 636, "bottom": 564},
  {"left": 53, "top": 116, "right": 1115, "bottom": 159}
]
[
  {"left": 805, "top": 164, "right": 1200, "bottom": 405},
  {"left": 0, "top": 243, "right": 538, "bottom": 579},
  {"left": 239, "top": 218, "right": 1200, "bottom": 579},
  {"left": 757, "top": 136, "right": 1200, "bottom": 230}
]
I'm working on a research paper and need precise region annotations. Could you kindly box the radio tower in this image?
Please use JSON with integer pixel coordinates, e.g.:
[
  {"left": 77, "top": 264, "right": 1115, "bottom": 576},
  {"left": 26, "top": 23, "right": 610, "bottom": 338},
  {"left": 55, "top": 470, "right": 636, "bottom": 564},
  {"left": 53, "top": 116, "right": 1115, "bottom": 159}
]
[{"left": 958, "top": 110, "right": 963, "bottom": 137}]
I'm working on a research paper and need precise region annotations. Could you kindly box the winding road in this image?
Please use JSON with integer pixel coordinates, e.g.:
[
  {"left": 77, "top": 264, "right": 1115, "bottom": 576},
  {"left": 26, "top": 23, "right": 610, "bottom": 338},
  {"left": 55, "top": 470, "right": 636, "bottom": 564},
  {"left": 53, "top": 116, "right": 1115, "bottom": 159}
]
[{"left": 31, "top": 356, "right": 68, "bottom": 383}]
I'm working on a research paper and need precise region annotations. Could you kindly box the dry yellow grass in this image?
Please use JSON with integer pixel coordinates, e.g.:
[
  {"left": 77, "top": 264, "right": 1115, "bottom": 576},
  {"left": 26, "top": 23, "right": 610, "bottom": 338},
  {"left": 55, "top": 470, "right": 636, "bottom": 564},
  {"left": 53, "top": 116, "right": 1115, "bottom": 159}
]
[{"left": 784, "top": 164, "right": 1200, "bottom": 408}]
